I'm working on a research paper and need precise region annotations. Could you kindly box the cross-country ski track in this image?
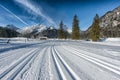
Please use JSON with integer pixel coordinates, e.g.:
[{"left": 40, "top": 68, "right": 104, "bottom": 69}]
[{"left": 0, "top": 40, "right": 120, "bottom": 80}]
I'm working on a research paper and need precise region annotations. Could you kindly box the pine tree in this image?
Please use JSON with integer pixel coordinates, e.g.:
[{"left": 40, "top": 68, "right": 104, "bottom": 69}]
[
  {"left": 90, "top": 14, "right": 101, "bottom": 41},
  {"left": 63, "top": 25, "right": 69, "bottom": 39},
  {"left": 58, "top": 21, "right": 64, "bottom": 39},
  {"left": 72, "top": 15, "right": 80, "bottom": 40}
]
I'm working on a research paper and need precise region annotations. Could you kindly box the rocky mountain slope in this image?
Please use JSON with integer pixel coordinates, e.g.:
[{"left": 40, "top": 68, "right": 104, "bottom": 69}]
[
  {"left": 84, "top": 6, "right": 120, "bottom": 39},
  {"left": 100, "top": 6, "right": 120, "bottom": 28},
  {"left": 20, "top": 24, "right": 58, "bottom": 38}
]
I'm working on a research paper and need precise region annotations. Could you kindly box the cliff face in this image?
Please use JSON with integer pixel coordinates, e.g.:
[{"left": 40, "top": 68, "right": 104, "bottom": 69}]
[
  {"left": 100, "top": 6, "right": 120, "bottom": 37},
  {"left": 100, "top": 6, "right": 120, "bottom": 28},
  {"left": 83, "top": 6, "right": 120, "bottom": 39}
]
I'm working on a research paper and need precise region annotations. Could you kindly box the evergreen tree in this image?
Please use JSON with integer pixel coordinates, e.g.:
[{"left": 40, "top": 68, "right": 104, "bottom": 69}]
[
  {"left": 58, "top": 21, "right": 64, "bottom": 39},
  {"left": 64, "top": 30, "right": 68, "bottom": 39},
  {"left": 0, "top": 27, "right": 7, "bottom": 37},
  {"left": 72, "top": 15, "right": 80, "bottom": 40},
  {"left": 0, "top": 26, "right": 19, "bottom": 38},
  {"left": 90, "top": 14, "right": 101, "bottom": 41},
  {"left": 63, "top": 25, "right": 69, "bottom": 39}
]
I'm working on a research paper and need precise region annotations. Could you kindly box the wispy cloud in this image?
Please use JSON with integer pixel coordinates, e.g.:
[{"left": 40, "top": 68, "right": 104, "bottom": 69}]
[
  {"left": 14, "top": 0, "right": 56, "bottom": 25},
  {"left": 0, "top": 4, "right": 29, "bottom": 26}
]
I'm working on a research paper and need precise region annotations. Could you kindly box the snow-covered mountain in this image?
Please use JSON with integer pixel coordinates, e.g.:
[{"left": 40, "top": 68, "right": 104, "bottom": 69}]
[
  {"left": 85, "top": 6, "right": 120, "bottom": 38},
  {"left": 100, "top": 6, "right": 120, "bottom": 28},
  {"left": 21, "top": 24, "right": 47, "bottom": 34},
  {"left": 1, "top": 24, "right": 58, "bottom": 38},
  {"left": 5, "top": 24, "right": 20, "bottom": 31}
]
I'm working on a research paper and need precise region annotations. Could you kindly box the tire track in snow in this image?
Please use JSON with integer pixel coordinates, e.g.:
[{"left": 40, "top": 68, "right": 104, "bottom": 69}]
[
  {"left": 52, "top": 45, "right": 81, "bottom": 80},
  {"left": 0, "top": 48, "right": 39, "bottom": 80},
  {"left": 63, "top": 46, "right": 120, "bottom": 76}
]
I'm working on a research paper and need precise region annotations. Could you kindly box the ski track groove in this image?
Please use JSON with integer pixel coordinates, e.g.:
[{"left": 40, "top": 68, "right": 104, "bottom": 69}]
[
  {"left": 8, "top": 49, "right": 40, "bottom": 80},
  {"left": 0, "top": 48, "right": 39, "bottom": 80},
  {"left": 51, "top": 46, "right": 67, "bottom": 80},
  {"left": 63, "top": 45, "right": 120, "bottom": 76},
  {"left": 14, "top": 47, "right": 44, "bottom": 80},
  {"left": 0, "top": 40, "right": 119, "bottom": 80},
  {"left": 63, "top": 44, "right": 120, "bottom": 71},
  {"left": 52, "top": 45, "right": 81, "bottom": 80},
  {"left": 21, "top": 46, "right": 48, "bottom": 80},
  {"left": 54, "top": 46, "right": 81, "bottom": 80}
]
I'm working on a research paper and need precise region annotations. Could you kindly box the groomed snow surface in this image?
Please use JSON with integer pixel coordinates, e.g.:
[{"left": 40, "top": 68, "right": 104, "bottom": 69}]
[{"left": 0, "top": 38, "right": 120, "bottom": 80}]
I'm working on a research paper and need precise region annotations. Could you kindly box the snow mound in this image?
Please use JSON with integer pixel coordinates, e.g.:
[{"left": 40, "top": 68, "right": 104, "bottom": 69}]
[{"left": 105, "top": 38, "right": 120, "bottom": 42}]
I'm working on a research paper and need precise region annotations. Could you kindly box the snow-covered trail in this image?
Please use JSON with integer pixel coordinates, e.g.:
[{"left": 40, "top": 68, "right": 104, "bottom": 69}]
[
  {"left": 0, "top": 40, "right": 120, "bottom": 80},
  {"left": 54, "top": 41, "right": 120, "bottom": 80}
]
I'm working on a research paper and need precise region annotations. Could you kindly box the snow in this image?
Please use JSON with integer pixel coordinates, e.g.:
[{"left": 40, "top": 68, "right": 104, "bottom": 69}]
[
  {"left": 105, "top": 38, "right": 120, "bottom": 42},
  {"left": 54, "top": 47, "right": 81, "bottom": 80},
  {"left": 63, "top": 46, "right": 120, "bottom": 75},
  {"left": 21, "top": 24, "right": 47, "bottom": 34},
  {"left": 0, "top": 39, "right": 120, "bottom": 80},
  {"left": 84, "top": 38, "right": 120, "bottom": 46},
  {"left": 51, "top": 46, "right": 67, "bottom": 80},
  {"left": 67, "top": 29, "right": 72, "bottom": 33}
]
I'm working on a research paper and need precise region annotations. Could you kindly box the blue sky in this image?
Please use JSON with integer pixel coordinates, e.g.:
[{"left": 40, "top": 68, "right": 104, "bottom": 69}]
[{"left": 0, "top": 0, "right": 120, "bottom": 30}]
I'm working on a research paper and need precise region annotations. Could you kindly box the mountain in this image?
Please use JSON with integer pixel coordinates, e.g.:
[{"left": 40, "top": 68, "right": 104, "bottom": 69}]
[
  {"left": 100, "top": 6, "right": 120, "bottom": 37},
  {"left": 84, "top": 6, "right": 120, "bottom": 38},
  {"left": 21, "top": 24, "right": 47, "bottom": 34},
  {"left": 21, "top": 24, "right": 58, "bottom": 38},
  {"left": 46, "top": 26, "right": 58, "bottom": 38},
  {"left": 5, "top": 24, "right": 20, "bottom": 31},
  {"left": 34, "top": 26, "right": 58, "bottom": 38},
  {"left": 100, "top": 6, "right": 120, "bottom": 28}
]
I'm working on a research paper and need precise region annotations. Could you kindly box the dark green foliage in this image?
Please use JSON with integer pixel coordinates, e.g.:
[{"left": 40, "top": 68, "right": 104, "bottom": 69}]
[
  {"left": 90, "top": 14, "right": 101, "bottom": 41},
  {"left": 64, "top": 30, "right": 69, "bottom": 39},
  {"left": 58, "top": 21, "right": 64, "bottom": 39},
  {"left": 0, "top": 26, "right": 19, "bottom": 38},
  {"left": 72, "top": 15, "right": 80, "bottom": 40},
  {"left": 58, "top": 21, "right": 69, "bottom": 39},
  {"left": 0, "top": 27, "right": 7, "bottom": 37}
]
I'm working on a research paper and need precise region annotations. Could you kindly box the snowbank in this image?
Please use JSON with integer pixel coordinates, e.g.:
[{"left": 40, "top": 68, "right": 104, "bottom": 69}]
[
  {"left": 105, "top": 38, "right": 120, "bottom": 42},
  {"left": 84, "top": 38, "right": 120, "bottom": 46}
]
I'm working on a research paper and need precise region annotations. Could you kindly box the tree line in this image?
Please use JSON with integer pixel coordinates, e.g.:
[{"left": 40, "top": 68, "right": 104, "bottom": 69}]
[
  {"left": 0, "top": 14, "right": 102, "bottom": 41},
  {"left": 0, "top": 27, "right": 19, "bottom": 37},
  {"left": 58, "top": 14, "right": 101, "bottom": 41}
]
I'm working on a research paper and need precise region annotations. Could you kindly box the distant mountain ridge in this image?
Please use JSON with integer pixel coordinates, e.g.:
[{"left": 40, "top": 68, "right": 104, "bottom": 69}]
[
  {"left": 0, "top": 24, "right": 58, "bottom": 38},
  {"left": 20, "top": 24, "right": 58, "bottom": 38},
  {"left": 5, "top": 24, "right": 20, "bottom": 31},
  {"left": 21, "top": 24, "right": 47, "bottom": 34}
]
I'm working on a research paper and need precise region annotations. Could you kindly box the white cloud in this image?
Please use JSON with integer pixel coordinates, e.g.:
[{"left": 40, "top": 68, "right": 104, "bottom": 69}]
[
  {"left": 14, "top": 0, "right": 56, "bottom": 25},
  {"left": 0, "top": 4, "right": 29, "bottom": 26}
]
